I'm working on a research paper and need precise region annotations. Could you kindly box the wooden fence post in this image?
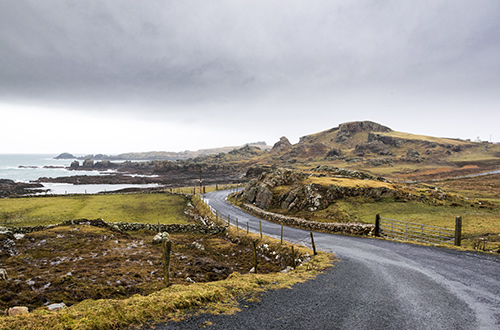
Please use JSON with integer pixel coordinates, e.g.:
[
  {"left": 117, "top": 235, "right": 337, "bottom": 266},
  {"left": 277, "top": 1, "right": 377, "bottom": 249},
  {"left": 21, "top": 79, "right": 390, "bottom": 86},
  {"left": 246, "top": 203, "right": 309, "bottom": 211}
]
[
  {"left": 236, "top": 218, "right": 238, "bottom": 231},
  {"left": 163, "top": 239, "right": 172, "bottom": 286},
  {"left": 247, "top": 222, "right": 249, "bottom": 234},
  {"left": 374, "top": 214, "right": 381, "bottom": 237},
  {"left": 280, "top": 224, "right": 284, "bottom": 245},
  {"left": 259, "top": 220, "right": 262, "bottom": 239},
  {"left": 310, "top": 232, "right": 317, "bottom": 255},
  {"left": 455, "top": 216, "right": 462, "bottom": 246},
  {"left": 252, "top": 240, "right": 258, "bottom": 274}
]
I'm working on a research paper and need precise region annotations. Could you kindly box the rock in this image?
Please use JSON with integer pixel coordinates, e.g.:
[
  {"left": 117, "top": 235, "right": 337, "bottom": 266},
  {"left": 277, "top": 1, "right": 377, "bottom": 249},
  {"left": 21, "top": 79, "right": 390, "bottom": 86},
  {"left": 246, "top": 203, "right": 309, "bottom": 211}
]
[
  {"left": 271, "top": 136, "right": 292, "bottom": 153},
  {"left": 337, "top": 121, "right": 392, "bottom": 142},
  {"left": 366, "top": 158, "right": 394, "bottom": 167},
  {"left": 0, "top": 269, "right": 7, "bottom": 281},
  {"left": 69, "top": 160, "right": 80, "bottom": 169},
  {"left": 354, "top": 141, "right": 391, "bottom": 156},
  {"left": 325, "top": 148, "right": 342, "bottom": 158},
  {"left": 284, "top": 143, "right": 330, "bottom": 159},
  {"left": 368, "top": 132, "right": 406, "bottom": 147},
  {"left": 47, "top": 302, "right": 67, "bottom": 311},
  {"left": 7, "top": 306, "right": 29, "bottom": 316},
  {"left": 254, "top": 184, "right": 273, "bottom": 210},
  {"left": 191, "top": 242, "right": 205, "bottom": 251},
  {"left": 0, "top": 179, "right": 44, "bottom": 198},
  {"left": 406, "top": 149, "right": 420, "bottom": 158},
  {"left": 186, "top": 277, "right": 196, "bottom": 283},
  {"left": 54, "top": 152, "right": 76, "bottom": 159},
  {"left": 152, "top": 232, "right": 170, "bottom": 244},
  {"left": 13, "top": 233, "right": 24, "bottom": 240},
  {"left": 82, "top": 159, "right": 94, "bottom": 167},
  {"left": 400, "top": 149, "right": 423, "bottom": 162},
  {"left": 280, "top": 266, "right": 293, "bottom": 273},
  {"left": 249, "top": 267, "right": 256, "bottom": 273}
]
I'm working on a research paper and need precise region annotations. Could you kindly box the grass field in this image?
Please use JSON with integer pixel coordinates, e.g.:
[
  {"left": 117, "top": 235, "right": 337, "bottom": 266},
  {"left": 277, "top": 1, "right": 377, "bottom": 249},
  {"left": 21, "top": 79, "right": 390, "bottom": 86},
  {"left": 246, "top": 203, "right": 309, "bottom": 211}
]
[
  {"left": 340, "top": 200, "right": 499, "bottom": 237},
  {"left": 0, "top": 193, "right": 191, "bottom": 227}
]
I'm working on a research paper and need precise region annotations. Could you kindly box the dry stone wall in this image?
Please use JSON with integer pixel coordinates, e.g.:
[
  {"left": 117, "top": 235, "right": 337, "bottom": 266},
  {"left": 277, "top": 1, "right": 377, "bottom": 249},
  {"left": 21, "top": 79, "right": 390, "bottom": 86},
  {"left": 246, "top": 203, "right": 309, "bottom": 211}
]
[
  {"left": 242, "top": 203, "right": 374, "bottom": 236},
  {"left": 2, "top": 218, "right": 226, "bottom": 236}
]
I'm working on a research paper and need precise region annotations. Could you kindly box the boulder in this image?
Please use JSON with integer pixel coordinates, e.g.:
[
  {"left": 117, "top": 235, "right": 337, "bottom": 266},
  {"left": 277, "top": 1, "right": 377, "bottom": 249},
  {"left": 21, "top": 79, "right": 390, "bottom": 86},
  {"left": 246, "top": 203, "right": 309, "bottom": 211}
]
[
  {"left": 152, "top": 232, "right": 170, "bottom": 244},
  {"left": 368, "top": 132, "right": 406, "bottom": 147},
  {"left": 47, "top": 302, "right": 67, "bottom": 311},
  {"left": 324, "top": 148, "right": 342, "bottom": 158},
  {"left": 271, "top": 136, "right": 293, "bottom": 153},
  {"left": 0, "top": 268, "right": 7, "bottom": 281},
  {"left": 254, "top": 184, "right": 273, "bottom": 210},
  {"left": 354, "top": 141, "right": 391, "bottom": 156},
  {"left": 69, "top": 160, "right": 79, "bottom": 169},
  {"left": 8, "top": 306, "right": 29, "bottom": 316},
  {"left": 400, "top": 149, "right": 423, "bottom": 162}
]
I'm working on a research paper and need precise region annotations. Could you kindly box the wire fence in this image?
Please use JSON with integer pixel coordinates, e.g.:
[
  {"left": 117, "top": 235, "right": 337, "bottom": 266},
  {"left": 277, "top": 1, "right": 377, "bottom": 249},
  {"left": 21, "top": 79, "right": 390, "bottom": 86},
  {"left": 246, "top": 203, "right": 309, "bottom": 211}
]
[
  {"left": 202, "top": 198, "right": 316, "bottom": 249},
  {"left": 378, "top": 216, "right": 459, "bottom": 245}
]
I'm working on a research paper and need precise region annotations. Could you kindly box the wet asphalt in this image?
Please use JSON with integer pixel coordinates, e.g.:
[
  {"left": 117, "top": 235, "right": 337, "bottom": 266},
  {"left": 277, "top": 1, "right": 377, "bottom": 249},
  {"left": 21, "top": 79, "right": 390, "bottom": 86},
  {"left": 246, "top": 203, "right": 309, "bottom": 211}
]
[{"left": 148, "top": 190, "right": 500, "bottom": 330}]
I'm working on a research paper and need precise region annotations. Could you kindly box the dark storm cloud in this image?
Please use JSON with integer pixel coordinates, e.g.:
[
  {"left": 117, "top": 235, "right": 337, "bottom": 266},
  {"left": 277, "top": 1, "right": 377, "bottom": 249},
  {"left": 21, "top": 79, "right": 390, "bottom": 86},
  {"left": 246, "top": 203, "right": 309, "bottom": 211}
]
[{"left": 0, "top": 0, "right": 499, "bottom": 122}]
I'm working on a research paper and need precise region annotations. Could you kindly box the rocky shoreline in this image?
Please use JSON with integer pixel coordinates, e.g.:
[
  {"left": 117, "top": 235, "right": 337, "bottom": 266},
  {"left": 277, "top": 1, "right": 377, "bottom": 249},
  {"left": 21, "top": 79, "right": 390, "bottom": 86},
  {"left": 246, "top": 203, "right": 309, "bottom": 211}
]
[{"left": 0, "top": 179, "right": 46, "bottom": 198}]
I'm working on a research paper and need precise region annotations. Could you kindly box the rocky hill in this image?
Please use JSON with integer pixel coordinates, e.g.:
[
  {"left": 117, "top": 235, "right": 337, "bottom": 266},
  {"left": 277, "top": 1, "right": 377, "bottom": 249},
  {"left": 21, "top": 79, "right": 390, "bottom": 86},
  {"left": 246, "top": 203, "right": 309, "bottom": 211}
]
[
  {"left": 265, "top": 121, "right": 499, "bottom": 181},
  {"left": 50, "top": 121, "right": 500, "bottom": 186},
  {"left": 238, "top": 167, "right": 465, "bottom": 223}
]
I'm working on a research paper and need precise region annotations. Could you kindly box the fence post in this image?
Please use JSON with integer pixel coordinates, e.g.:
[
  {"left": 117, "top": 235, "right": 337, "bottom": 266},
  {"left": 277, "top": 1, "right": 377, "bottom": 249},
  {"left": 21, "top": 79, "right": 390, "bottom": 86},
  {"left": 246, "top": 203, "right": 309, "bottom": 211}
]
[
  {"left": 310, "top": 232, "right": 317, "bottom": 255},
  {"left": 247, "top": 222, "right": 249, "bottom": 234},
  {"left": 163, "top": 239, "right": 172, "bottom": 286},
  {"left": 259, "top": 221, "right": 262, "bottom": 239},
  {"left": 374, "top": 214, "right": 381, "bottom": 237},
  {"left": 280, "top": 224, "right": 284, "bottom": 245},
  {"left": 236, "top": 218, "right": 239, "bottom": 231},
  {"left": 455, "top": 216, "right": 462, "bottom": 246},
  {"left": 252, "top": 240, "right": 258, "bottom": 274}
]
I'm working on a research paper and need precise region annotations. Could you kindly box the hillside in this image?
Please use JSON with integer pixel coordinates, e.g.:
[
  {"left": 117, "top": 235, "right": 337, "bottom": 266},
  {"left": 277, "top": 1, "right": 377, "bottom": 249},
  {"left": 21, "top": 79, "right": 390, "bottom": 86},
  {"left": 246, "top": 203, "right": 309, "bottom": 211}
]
[
  {"left": 238, "top": 166, "right": 466, "bottom": 223},
  {"left": 50, "top": 120, "right": 500, "bottom": 187},
  {"left": 264, "top": 121, "right": 500, "bottom": 181}
]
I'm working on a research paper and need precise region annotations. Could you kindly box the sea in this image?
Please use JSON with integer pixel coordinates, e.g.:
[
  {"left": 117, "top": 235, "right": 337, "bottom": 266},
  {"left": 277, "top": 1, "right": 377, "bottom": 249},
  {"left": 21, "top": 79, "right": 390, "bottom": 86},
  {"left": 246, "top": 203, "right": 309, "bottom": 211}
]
[{"left": 0, "top": 154, "right": 161, "bottom": 194}]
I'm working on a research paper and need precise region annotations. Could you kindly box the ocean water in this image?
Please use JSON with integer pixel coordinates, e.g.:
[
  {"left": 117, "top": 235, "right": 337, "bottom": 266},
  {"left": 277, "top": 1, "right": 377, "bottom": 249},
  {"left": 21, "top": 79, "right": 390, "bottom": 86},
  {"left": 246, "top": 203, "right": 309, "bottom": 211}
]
[
  {"left": 0, "top": 154, "right": 160, "bottom": 194},
  {"left": 0, "top": 154, "right": 99, "bottom": 182}
]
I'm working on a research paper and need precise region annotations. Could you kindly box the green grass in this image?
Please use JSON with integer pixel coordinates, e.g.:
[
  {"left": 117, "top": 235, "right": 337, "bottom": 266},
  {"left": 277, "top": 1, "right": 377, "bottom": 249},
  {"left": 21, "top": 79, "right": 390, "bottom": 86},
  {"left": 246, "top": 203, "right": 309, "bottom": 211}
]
[
  {"left": 0, "top": 193, "right": 191, "bottom": 227},
  {"left": 339, "top": 199, "right": 500, "bottom": 238}
]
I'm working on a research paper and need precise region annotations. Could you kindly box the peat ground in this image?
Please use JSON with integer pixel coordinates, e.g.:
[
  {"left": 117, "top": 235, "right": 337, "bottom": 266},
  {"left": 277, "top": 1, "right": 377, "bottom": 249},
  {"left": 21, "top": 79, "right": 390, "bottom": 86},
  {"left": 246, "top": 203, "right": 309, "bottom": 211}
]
[{"left": 0, "top": 224, "right": 285, "bottom": 311}]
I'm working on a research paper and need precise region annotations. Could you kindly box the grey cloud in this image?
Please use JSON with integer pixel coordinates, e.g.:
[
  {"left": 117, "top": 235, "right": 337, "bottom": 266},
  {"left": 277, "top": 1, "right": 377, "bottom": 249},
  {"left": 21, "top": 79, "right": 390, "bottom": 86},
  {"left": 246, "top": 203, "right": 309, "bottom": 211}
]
[{"left": 0, "top": 0, "right": 499, "bottom": 116}]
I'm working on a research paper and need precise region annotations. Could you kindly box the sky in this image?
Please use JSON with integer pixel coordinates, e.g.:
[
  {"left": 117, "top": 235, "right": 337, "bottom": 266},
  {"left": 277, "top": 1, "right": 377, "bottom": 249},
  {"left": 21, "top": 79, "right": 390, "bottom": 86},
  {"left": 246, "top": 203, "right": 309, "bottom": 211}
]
[{"left": 1, "top": 0, "right": 499, "bottom": 155}]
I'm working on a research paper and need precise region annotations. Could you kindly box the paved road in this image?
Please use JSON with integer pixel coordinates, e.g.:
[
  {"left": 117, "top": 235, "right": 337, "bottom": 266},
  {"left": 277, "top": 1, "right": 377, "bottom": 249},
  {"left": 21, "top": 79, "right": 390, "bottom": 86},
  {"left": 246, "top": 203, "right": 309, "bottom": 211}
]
[{"left": 154, "top": 190, "right": 500, "bottom": 330}]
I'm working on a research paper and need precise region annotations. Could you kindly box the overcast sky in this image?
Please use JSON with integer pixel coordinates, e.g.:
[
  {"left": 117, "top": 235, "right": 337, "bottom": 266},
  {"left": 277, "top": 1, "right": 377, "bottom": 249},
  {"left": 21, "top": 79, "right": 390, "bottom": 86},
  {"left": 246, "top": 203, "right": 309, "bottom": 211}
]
[{"left": 1, "top": 0, "right": 499, "bottom": 154}]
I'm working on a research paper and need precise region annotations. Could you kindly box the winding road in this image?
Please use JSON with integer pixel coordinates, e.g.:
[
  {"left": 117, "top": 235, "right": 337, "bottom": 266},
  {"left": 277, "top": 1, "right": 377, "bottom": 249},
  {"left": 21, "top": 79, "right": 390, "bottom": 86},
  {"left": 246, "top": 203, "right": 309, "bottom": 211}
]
[{"left": 155, "top": 190, "right": 500, "bottom": 330}]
